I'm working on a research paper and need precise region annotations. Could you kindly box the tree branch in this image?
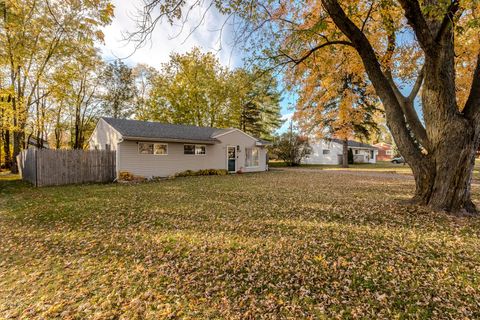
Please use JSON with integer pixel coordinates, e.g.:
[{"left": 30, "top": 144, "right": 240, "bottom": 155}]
[
  {"left": 292, "top": 41, "right": 353, "bottom": 66},
  {"left": 361, "top": 3, "right": 375, "bottom": 33},
  {"left": 397, "top": 0, "right": 435, "bottom": 54},
  {"left": 408, "top": 66, "right": 424, "bottom": 101},
  {"left": 464, "top": 53, "right": 480, "bottom": 122},
  {"left": 385, "top": 69, "right": 429, "bottom": 150},
  {"left": 385, "top": 71, "right": 405, "bottom": 103},
  {"left": 321, "top": 0, "right": 430, "bottom": 158},
  {"left": 435, "top": 0, "right": 460, "bottom": 43}
]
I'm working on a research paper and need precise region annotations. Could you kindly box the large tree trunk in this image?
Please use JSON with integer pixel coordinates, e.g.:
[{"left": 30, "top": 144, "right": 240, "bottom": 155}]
[
  {"left": 2, "top": 129, "right": 11, "bottom": 169},
  {"left": 405, "top": 29, "right": 478, "bottom": 214},
  {"left": 408, "top": 122, "right": 478, "bottom": 214},
  {"left": 341, "top": 138, "right": 348, "bottom": 168},
  {"left": 321, "top": 0, "right": 480, "bottom": 215},
  {"left": 11, "top": 131, "right": 22, "bottom": 174}
]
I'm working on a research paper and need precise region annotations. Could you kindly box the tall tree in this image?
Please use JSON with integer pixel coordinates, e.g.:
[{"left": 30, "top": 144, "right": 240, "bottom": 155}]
[
  {"left": 0, "top": 0, "right": 113, "bottom": 171},
  {"left": 101, "top": 59, "right": 136, "bottom": 119},
  {"left": 133, "top": 0, "right": 480, "bottom": 214},
  {"left": 68, "top": 62, "right": 103, "bottom": 149},
  {"left": 144, "top": 48, "right": 282, "bottom": 137},
  {"left": 230, "top": 68, "right": 283, "bottom": 140},
  {"left": 0, "top": 88, "right": 14, "bottom": 167},
  {"left": 147, "top": 48, "right": 230, "bottom": 127},
  {"left": 292, "top": 68, "right": 380, "bottom": 167},
  {"left": 132, "top": 64, "right": 158, "bottom": 120}
]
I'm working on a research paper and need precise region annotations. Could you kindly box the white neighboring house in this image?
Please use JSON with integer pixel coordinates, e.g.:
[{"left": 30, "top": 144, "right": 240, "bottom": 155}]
[
  {"left": 303, "top": 138, "right": 377, "bottom": 165},
  {"left": 88, "top": 117, "right": 271, "bottom": 179}
]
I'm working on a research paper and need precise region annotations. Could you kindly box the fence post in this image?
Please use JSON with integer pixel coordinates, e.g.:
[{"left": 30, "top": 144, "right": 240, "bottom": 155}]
[{"left": 34, "top": 149, "right": 38, "bottom": 187}]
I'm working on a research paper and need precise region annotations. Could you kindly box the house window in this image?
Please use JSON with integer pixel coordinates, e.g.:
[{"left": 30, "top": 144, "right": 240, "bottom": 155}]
[
  {"left": 323, "top": 149, "right": 330, "bottom": 155},
  {"left": 139, "top": 142, "right": 153, "bottom": 154},
  {"left": 245, "top": 147, "right": 259, "bottom": 167},
  {"left": 154, "top": 143, "right": 168, "bottom": 155},
  {"left": 184, "top": 144, "right": 206, "bottom": 155},
  {"left": 195, "top": 145, "right": 206, "bottom": 155},
  {"left": 105, "top": 144, "right": 111, "bottom": 150},
  {"left": 138, "top": 142, "right": 168, "bottom": 155},
  {"left": 184, "top": 144, "right": 195, "bottom": 154},
  {"left": 355, "top": 149, "right": 359, "bottom": 155},
  {"left": 386, "top": 150, "right": 393, "bottom": 155}
]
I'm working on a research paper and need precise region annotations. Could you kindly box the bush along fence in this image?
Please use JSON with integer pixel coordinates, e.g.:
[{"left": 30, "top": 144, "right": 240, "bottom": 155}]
[{"left": 16, "top": 149, "right": 116, "bottom": 187}]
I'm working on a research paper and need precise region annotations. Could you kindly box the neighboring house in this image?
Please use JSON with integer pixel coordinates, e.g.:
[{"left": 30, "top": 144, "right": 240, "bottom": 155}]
[
  {"left": 88, "top": 117, "right": 270, "bottom": 178},
  {"left": 302, "top": 138, "right": 377, "bottom": 165},
  {"left": 374, "top": 142, "right": 394, "bottom": 161}
]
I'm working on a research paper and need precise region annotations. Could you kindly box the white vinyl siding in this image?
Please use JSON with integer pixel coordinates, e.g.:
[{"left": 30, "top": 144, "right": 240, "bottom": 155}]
[
  {"left": 117, "top": 130, "right": 267, "bottom": 178},
  {"left": 88, "top": 118, "right": 121, "bottom": 151}
]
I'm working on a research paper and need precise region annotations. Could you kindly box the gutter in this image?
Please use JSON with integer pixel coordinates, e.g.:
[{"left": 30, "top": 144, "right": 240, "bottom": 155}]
[
  {"left": 122, "top": 136, "right": 219, "bottom": 145},
  {"left": 256, "top": 141, "right": 272, "bottom": 146}
]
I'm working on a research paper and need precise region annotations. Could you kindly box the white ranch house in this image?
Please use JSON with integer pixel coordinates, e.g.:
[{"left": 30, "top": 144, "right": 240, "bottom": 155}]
[
  {"left": 88, "top": 117, "right": 270, "bottom": 179},
  {"left": 303, "top": 139, "right": 377, "bottom": 165}
]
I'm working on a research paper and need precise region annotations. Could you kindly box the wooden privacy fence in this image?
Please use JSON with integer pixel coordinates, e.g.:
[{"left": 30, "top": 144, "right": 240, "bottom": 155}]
[{"left": 17, "top": 149, "right": 116, "bottom": 187}]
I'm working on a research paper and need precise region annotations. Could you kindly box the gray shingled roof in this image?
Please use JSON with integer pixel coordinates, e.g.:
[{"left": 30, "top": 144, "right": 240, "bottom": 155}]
[
  {"left": 331, "top": 138, "right": 377, "bottom": 149},
  {"left": 102, "top": 117, "right": 230, "bottom": 143}
]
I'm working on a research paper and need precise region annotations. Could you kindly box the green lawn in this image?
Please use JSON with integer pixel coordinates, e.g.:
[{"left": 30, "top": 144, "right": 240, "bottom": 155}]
[
  {"left": 1, "top": 170, "right": 480, "bottom": 319},
  {"left": 270, "top": 160, "right": 480, "bottom": 179},
  {"left": 269, "top": 160, "right": 412, "bottom": 173}
]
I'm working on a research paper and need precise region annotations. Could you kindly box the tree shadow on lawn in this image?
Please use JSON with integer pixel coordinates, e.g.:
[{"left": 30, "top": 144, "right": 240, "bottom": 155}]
[
  {"left": 2, "top": 209, "right": 480, "bottom": 318},
  {"left": 2, "top": 171, "right": 480, "bottom": 236},
  {"left": 2, "top": 171, "right": 480, "bottom": 318}
]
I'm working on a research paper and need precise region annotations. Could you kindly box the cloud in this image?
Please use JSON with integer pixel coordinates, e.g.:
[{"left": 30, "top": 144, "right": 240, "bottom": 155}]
[{"left": 99, "top": 0, "right": 242, "bottom": 69}]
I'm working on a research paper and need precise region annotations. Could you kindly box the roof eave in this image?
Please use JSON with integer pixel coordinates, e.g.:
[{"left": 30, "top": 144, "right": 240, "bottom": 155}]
[
  {"left": 256, "top": 141, "right": 272, "bottom": 146},
  {"left": 349, "top": 146, "right": 377, "bottom": 150},
  {"left": 122, "top": 136, "right": 219, "bottom": 145}
]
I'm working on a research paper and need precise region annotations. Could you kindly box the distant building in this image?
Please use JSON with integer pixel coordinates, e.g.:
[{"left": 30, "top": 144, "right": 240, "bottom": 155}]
[
  {"left": 303, "top": 139, "right": 377, "bottom": 165},
  {"left": 373, "top": 142, "right": 394, "bottom": 161}
]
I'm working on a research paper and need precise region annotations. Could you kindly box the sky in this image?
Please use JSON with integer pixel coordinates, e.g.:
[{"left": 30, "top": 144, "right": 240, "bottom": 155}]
[
  {"left": 99, "top": 1, "right": 421, "bottom": 134},
  {"left": 99, "top": 0, "right": 293, "bottom": 132},
  {"left": 100, "top": 0, "right": 240, "bottom": 68}
]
